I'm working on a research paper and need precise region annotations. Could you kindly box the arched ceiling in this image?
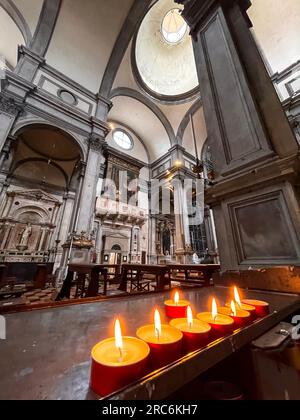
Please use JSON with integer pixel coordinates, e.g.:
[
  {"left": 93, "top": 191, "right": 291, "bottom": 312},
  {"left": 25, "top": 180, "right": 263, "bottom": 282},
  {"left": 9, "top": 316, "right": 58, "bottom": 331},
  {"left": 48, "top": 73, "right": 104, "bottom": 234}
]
[
  {"left": 45, "top": 0, "right": 135, "bottom": 93},
  {"left": 0, "top": 5, "right": 25, "bottom": 68},
  {"left": 109, "top": 95, "right": 171, "bottom": 162},
  {"left": 12, "top": 126, "right": 82, "bottom": 190}
]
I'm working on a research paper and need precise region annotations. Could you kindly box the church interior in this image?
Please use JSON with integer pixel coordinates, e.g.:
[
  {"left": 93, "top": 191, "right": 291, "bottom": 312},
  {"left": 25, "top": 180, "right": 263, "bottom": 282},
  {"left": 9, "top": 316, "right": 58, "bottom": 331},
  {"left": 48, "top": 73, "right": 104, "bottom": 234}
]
[{"left": 0, "top": 0, "right": 300, "bottom": 401}]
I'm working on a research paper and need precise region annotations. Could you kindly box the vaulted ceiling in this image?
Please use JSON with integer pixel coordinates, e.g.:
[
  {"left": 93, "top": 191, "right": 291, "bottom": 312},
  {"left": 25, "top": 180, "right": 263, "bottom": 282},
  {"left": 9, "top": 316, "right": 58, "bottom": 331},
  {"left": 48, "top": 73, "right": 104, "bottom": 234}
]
[{"left": 0, "top": 0, "right": 299, "bottom": 164}]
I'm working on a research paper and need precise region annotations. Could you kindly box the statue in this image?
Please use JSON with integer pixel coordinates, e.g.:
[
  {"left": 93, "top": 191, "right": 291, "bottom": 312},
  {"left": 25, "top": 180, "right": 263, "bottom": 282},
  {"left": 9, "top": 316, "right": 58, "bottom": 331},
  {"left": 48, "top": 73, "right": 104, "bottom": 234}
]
[
  {"left": 19, "top": 223, "right": 32, "bottom": 248},
  {"left": 16, "top": 223, "right": 32, "bottom": 251},
  {"left": 162, "top": 227, "right": 171, "bottom": 256},
  {"left": 193, "top": 252, "right": 200, "bottom": 264}
]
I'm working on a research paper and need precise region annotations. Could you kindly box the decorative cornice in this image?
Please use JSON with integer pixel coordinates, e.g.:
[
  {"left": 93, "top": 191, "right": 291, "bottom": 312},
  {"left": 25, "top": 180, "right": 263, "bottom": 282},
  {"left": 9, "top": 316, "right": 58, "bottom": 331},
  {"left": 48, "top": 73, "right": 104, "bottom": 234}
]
[
  {"left": 176, "top": 0, "right": 251, "bottom": 38},
  {"left": 18, "top": 45, "right": 46, "bottom": 66},
  {"left": 0, "top": 95, "right": 23, "bottom": 116}
]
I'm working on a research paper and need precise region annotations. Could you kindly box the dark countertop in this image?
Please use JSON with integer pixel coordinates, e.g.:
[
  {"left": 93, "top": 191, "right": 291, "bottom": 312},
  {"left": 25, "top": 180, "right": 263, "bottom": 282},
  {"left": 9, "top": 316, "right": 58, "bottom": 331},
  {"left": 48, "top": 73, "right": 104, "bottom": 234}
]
[{"left": 0, "top": 286, "right": 299, "bottom": 400}]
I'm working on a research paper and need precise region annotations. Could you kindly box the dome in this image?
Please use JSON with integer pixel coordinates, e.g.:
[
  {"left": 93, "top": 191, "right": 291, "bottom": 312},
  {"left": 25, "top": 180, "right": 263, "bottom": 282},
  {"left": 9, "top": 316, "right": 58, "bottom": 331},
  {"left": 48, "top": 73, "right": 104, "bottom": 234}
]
[{"left": 134, "top": 0, "right": 199, "bottom": 102}]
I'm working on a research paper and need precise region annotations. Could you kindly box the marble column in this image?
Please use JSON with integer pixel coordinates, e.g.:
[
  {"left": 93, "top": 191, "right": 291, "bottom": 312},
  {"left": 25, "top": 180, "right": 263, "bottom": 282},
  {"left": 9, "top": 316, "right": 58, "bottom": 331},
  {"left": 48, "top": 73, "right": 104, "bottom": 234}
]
[
  {"left": 76, "top": 136, "right": 105, "bottom": 234},
  {"left": 178, "top": 0, "right": 300, "bottom": 270}
]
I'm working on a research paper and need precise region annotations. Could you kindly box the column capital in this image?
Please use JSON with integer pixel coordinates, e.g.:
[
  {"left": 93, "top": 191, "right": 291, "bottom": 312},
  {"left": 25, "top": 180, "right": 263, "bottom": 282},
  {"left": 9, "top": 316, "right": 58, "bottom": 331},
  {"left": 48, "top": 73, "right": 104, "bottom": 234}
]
[
  {"left": 0, "top": 95, "right": 24, "bottom": 116},
  {"left": 176, "top": 0, "right": 251, "bottom": 38},
  {"left": 86, "top": 134, "right": 106, "bottom": 153}
]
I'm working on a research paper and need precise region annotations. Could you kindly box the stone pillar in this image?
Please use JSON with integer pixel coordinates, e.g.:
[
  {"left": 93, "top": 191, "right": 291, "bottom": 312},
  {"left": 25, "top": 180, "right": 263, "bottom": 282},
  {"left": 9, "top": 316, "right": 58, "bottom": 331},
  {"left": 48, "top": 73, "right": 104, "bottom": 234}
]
[
  {"left": 38, "top": 228, "right": 47, "bottom": 251},
  {"left": 94, "top": 221, "right": 103, "bottom": 263},
  {"left": 76, "top": 135, "right": 106, "bottom": 234},
  {"left": 1, "top": 222, "right": 12, "bottom": 250},
  {"left": 178, "top": 0, "right": 300, "bottom": 270},
  {"left": 0, "top": 97, "right": 22, "bottom": 153},
  {"left": 173, "top": 176, "right": 193, "bottom": 263},
  {"left": 204, "top": 206, "right": 215, "bottom": 253}
]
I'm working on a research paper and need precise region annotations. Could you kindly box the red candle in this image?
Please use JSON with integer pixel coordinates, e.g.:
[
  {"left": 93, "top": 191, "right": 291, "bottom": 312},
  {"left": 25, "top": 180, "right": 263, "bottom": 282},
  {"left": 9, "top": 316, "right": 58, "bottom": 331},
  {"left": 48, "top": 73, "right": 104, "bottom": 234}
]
[
  {"left": 136, "top": 309, "right": 183, "bottom": 369},
  {"left": 197, "top": 298, "right": 234, "bottom": 339},
  {"left": 219, "top": 301, "right": 251, "bottom": 328},
  {"left": 170, "top": 306, "right": 211, "bottom": 353},
  {"left": 242, "top": 299, "right": 270, "bottom": 318},
  {"left": 165, "top": 291, "right": 189, "bottom": 319},
  {"left": 90, "top": 319, "right": 150, "bottom": 397},
  {"left": 228, "top": 287, "right": 256, "bottom": 320}
]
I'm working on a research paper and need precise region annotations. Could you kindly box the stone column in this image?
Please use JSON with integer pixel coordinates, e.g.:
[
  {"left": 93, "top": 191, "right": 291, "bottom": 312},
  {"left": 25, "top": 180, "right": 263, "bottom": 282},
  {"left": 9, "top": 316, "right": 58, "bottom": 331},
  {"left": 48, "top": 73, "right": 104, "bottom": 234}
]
[
  {"left": 178, "top": 0, "right": 300, "bottom": 270},
  {"left": 76, "top": 135, "right": 106, "bottom": 234},
  {"left": 204, "top": 206, "right": 215, "bottom": 253},
  {"left": 0, "top": 97, "right": 22, "bottom": 153},
  {"left": 1, "top": 222, "right": 12, "bottom": 250},
  {"left": 94, "top": 221, "right": 104, "bottom": 263},
  {"left": 38, "top": 228, "right": 47, "bottom": 251},
  {"left": 172, "top": 176, "right": 193, "bottom": 263}
]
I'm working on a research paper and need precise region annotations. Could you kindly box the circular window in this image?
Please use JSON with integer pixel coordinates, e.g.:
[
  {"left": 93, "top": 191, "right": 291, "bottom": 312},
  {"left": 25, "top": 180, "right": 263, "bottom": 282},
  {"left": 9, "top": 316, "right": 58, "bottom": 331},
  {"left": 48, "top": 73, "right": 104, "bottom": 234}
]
[
  {"left": 58, "top": 89, "right": 77, "bottom": 106},
  {"left": 113, "top": 130, "right": 133, "bottom": 150},
  {"left": 161, "top": 9, "right": 188, "bottom": 45}
]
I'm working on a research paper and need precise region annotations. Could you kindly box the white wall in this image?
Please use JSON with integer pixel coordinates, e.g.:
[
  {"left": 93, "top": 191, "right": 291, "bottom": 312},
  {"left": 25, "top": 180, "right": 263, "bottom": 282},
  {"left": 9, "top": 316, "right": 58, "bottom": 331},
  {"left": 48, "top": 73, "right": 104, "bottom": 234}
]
[{"left": 249, "top": 0, "right": 300, "bottom": 73}]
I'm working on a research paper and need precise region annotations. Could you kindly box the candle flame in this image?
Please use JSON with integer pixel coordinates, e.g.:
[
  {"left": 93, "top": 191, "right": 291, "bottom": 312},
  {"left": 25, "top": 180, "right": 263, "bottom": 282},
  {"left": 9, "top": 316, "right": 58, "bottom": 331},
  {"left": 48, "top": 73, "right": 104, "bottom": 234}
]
[
  {"left": 114, "top": 319, "right": 123, "bottom": 355},
  {"left": 174, "top": 291, "right": 180, "bottom": 306},
  {"left": 212, "top": 298, "right": 218, "bottom": 322},
  {"left": 234, "top": 286, "right": 241, "bottom": 307},
  {"left": 154, "top": 309, "right": 162, "bottom": 340},
  {"left": 187, "top": 306, "right": 193, "bottom": 328},
  {"left": 231, "top": 300, "right": 237, "bottom": 317}
]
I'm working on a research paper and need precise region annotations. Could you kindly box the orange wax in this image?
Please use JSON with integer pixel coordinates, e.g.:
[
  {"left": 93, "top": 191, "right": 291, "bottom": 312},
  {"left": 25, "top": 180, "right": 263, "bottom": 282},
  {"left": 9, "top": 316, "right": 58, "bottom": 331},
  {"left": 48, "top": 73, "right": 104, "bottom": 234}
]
[
  {"left": 90, "top": 337, "right": 149, "bottom": 397},
  {"left": 242, "top": 299, "right": 270, "bottom": 317},
  {"left": 226, "top": 301, "right": 256, "bottom": 319},
  {"left": 136, "top": 324, "right": 183, "bottom": 369},
  {"left": 170, "top": 318, "right": 211, "bottom": 352},
  {"left": 197, "top": 312, "right": 234, "bottom": 339},
  {"left": 219, "top": 307, "right": 251, "bottom": 328},
  {"left": 164, "top": 299, "right": 190, "bottom": 319}
]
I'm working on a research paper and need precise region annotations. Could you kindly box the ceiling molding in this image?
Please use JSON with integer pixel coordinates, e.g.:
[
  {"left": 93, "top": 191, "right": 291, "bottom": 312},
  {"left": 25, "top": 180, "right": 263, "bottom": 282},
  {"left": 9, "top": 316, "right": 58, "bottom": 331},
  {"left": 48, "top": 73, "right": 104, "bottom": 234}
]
[
  {"left": 0, "top": 0, "right": 32, "bottom": 45},
  {"left": 176, "top": 99, "right": 202, "bottom": 145},
  {"left": 99, "top": 0, "right": 153, "bottom": 99},
  {"left": 29, "top": 0, "right": 62, "bottom": 57},
  {"left": 110, "top": 87, "right": 176, "bottom": 146}
]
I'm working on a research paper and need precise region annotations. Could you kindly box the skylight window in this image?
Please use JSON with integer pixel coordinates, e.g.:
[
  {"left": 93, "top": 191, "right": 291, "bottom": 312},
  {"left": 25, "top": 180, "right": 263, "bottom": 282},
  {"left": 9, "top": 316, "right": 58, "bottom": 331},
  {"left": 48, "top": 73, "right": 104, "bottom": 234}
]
[{"left": 161, "top": 9, "right": 187, "bottom": 45}]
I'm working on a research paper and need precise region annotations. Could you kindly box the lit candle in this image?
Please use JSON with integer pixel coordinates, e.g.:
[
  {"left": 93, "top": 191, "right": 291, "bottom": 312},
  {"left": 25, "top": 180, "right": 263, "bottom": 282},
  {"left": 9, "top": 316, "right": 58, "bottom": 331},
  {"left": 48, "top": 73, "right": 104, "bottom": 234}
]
[
  {"left": 136, "top": 309, "right": 183, "bottom": 369},
  {"left": 90, "top": 319, "right": 150, "bottom": 397},
  {"left": 219, "top": 300, "right": 251, "bottom": 328},
  {"left": 241, "top": 299, "right": 270, "bottom": 318},
  {"left": 226, "top": 287, "right": 256, "bottom": 319},
  {"left": 197, "top": 298, "right": 234, "bottom": 339},
  {"left": 164, "top": 291, "right": 189, "bottom": 319},
  {"left": 170, "top": 306, "right": 211, "bottom": 353}
]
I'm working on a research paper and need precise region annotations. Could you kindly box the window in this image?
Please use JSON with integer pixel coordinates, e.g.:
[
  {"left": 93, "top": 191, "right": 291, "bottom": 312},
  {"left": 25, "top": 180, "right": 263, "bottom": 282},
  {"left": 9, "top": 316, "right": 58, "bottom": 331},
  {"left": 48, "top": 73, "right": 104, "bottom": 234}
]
[
  {"left": 113, "top": 130, "right": 133, "bottom": 150},
  {"left": 161, "top": 9, "right": 187, "bottom": 45}
]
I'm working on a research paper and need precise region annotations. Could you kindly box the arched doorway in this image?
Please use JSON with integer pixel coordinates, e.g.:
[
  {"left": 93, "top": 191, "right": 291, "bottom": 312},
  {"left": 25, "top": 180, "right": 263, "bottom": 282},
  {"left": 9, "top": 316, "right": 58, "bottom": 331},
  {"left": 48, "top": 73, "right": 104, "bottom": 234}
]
[
  {"left": 109, "top": 244, "right": 122, "bottom": 265},
  {"left": 0, "top": 124, "right": 83, "bottom": 265}
]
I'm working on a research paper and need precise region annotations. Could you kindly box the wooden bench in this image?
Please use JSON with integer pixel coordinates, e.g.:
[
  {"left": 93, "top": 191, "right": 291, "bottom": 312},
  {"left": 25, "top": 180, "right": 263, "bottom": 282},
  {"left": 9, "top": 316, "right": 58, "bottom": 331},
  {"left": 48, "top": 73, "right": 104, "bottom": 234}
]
[
  {"left": 120, "top": 264, "right": 171, "bottom": 293},
  {"left": 168, "top": 264, "right": 220, "bottom": 288}
]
